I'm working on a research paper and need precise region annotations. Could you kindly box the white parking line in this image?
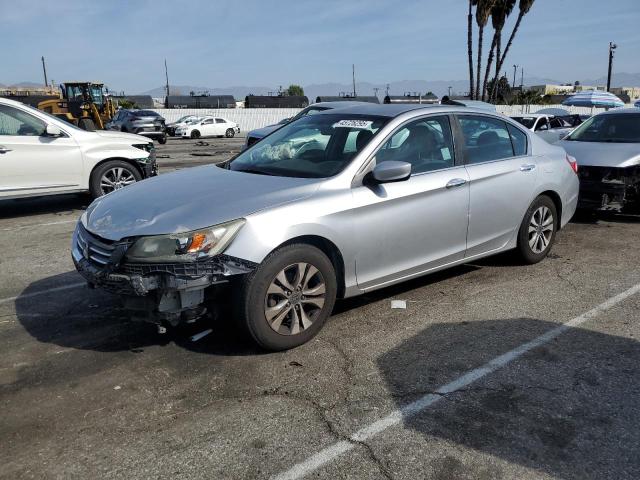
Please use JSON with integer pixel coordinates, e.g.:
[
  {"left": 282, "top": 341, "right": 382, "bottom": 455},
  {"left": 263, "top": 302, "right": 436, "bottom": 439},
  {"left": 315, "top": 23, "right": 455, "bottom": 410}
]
[
  {"left": 0, "top": 282, "right": 85, "bottom": 306},
  {"left": 272, "top": 282, "right": 640, "bottom": 480},
  {"left": 0, "top": 219, "right": 77, "bottom": 232}
]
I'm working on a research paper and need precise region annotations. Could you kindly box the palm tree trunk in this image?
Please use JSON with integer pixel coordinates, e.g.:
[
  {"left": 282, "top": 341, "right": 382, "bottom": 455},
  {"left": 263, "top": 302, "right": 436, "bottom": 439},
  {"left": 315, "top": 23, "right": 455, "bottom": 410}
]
[
  {"left": 475, "top": 25, "right": 484, "bottom": 100},
  {"left": 482, "top": 33, "right": 498, "bottom": 101},
  {"left": 467, "top": 1, "right": 474, "bottom": 99},
  {"left": 489, "top": 31, "right": 502, "bottom": 102},
  {"left": 495, "top": 11, "right": 524, "bottom": 88}
]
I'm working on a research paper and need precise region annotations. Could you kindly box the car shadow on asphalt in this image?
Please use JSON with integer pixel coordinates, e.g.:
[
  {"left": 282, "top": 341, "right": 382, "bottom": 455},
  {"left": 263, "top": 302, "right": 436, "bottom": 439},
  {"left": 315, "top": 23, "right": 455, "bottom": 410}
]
[
  {"left": 376, "top": 318, "right": 640, "bottom": 480},
  {"left": 0, "top": 194, "right": 89, "bottom": 219},
  {"left": 14, "top": 265, "right": 482, "bottom": 357},
  {"left": 13, "top": 271, "right": 263, "bottom": 356}
]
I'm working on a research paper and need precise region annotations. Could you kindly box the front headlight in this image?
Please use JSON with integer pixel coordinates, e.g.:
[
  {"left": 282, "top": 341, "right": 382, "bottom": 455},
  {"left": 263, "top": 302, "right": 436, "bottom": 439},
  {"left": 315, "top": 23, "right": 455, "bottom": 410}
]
[{"left": 125, "top": 219, "right": 245, "bottom": 263}]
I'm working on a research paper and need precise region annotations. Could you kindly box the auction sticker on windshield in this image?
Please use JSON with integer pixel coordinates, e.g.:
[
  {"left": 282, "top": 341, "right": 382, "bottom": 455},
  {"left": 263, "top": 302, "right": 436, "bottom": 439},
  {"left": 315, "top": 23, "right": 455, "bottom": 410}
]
[{"left": 333, "top": 120, "right": 373, "bottom": 129}]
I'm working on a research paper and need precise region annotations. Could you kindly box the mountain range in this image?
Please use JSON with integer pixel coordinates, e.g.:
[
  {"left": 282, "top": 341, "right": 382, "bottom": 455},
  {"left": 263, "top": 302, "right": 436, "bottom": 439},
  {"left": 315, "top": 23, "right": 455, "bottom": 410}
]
[
  {"left": 4, "top": 73, "right": 640, "bottom": 100},
  {"left": 138, "top": 72, "right": 640, "bottom": 100}
]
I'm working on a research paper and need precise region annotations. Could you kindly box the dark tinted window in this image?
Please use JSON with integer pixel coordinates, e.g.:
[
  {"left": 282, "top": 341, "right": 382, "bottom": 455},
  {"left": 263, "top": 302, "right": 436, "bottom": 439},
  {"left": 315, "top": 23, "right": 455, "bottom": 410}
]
[
  {"left": 215, "top": 118, "right": 225, "bottom": 124},
  {"left": 377, "top": 115, "right": 455, "bottom": 174},
  {"left": 458, "top": 115, "right": 515, "bottom": 164},
  {"left": 136, "top": 110, "right": 159, "bottom": 117},
  {"left": 0, "top": 105, "right": 46, "bottom": 136},
  {"left": 507, "top": 124, "right": 527, "bottom": 156}
]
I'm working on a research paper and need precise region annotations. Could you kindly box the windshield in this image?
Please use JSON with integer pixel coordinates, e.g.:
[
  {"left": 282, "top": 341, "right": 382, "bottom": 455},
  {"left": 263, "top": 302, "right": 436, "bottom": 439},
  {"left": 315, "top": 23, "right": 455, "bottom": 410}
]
[
  {"left": 230, "top": 113, "right": 388, "bottom": 178},
  {"left": 89, "top": 85, "right": 104, "bottom": 106},
  {"left": 566, "top": 113, "right": 640, "bottom": 143},
  {"left": 512, "top": 116, "right": 536, "bottom": 129}
]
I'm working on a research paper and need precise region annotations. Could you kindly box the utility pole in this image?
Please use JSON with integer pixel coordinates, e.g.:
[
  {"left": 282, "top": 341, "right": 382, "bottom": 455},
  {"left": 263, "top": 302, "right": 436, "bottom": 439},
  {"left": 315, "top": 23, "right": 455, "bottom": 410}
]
[
  {"left": 41, "top": 56, "right": 48, "bottom": 87},
  {"left": 607, "top": 42, "right": 617, "bottom": 92},
  {"left": 373, "top": 87, "right": 380, "bottom": 99},
  {"left": 385, "top": 84, "right": 390, "bottom": 97},
  {"left": 520, "top": 66, "right": 524, "bottom": 89},
  {"left": 512, "top": 65, "right": 518, "bottom": 89},
  {"left": 352, "top": 64, "right": 356, "bottom": 97},
  {"left": 448, "top": 86, "right": 452, "bottom": 97},
  {"left": 164, "top": 59, "right": 170, "bottom": 108}
]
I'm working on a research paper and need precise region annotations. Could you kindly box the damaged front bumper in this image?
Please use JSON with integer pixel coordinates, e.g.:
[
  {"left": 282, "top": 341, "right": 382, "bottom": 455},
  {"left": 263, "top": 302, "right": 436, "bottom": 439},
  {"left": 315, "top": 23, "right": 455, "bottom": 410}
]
[
  {"left": 577, "top": 165, "right": 640, "bottom": 212},
  {"left": 71, "top": 223, "right": 256, "bottom": 324}
]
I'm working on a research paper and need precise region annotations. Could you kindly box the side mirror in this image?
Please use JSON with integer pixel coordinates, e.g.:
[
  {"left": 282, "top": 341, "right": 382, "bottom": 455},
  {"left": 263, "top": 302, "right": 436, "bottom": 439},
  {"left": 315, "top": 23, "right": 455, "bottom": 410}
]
[
  {"left": 371, "top": 160, "right": 411, "bottom": 183},
  {"left": 45, "top": 124, "right": 62, "bottom": 137}
]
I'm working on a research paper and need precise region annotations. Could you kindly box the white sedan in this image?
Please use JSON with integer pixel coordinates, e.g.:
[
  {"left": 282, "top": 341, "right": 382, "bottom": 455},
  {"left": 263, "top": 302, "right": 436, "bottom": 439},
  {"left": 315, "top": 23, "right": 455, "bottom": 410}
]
[
  {"left": 0, "top": 97, "right": 157, "bottom": 199},
  {"left": 178, "top": 116, "right": 240, "bottom": 139},
  {"left": 511, "top": 113, "right": 574, "bottom": 144}
]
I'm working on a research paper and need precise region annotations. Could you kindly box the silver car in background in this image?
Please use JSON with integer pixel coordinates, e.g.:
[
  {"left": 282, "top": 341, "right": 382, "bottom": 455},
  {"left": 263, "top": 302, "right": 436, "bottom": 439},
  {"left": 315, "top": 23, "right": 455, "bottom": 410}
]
[
  {"left": 244, "top": 101, "right": 370, "bottom": 149},
  {"left": 558, "top": 109, "right": 640, "bottom": 212},
  {"left": 73, "top": 104, "right": 579, "bottom": 350}
]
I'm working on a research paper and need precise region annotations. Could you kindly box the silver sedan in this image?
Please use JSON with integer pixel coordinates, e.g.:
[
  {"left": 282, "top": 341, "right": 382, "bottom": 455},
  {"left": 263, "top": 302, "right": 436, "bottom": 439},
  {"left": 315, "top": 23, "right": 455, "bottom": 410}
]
[{"left": 72, "top": 104, "right": 579, "bottom": 350}]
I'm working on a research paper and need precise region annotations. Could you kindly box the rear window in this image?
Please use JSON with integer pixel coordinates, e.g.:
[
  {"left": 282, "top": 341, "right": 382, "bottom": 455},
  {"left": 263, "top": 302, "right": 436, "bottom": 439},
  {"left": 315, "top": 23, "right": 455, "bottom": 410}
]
[
  {"left": 136, "top": 110, "right": 159, "bottom": 117},
  {"left": 458, "top": 115, "right": 515, "bottom": 164}
]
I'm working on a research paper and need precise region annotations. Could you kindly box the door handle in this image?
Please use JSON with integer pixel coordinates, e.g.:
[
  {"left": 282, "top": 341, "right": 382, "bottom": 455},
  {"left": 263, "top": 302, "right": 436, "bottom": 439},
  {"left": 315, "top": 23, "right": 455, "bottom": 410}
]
[
  {"left": 520, "top": 164, "right": 536, "bottom": 172},
  {"left": 0, "top": 146, "right": 12, "bottom": 154},
  {"left": 446, "top": 178, "right": 467, "bottom": 189}
]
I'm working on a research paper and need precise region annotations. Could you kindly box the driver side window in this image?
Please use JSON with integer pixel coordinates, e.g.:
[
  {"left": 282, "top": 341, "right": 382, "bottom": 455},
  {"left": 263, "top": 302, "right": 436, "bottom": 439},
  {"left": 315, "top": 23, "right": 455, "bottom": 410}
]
[
  {"left": 0, "top": 105, "right": 46, "bottom": 136},
  {"left": 376, "top": 116, "right": 455, "bottom": 174}
]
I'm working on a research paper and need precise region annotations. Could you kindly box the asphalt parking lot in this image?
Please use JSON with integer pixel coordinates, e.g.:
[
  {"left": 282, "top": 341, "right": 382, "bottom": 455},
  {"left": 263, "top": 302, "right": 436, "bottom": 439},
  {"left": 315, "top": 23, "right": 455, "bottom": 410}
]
[{"left": 1, "top": 138, "right": 640, "bottom": 479}]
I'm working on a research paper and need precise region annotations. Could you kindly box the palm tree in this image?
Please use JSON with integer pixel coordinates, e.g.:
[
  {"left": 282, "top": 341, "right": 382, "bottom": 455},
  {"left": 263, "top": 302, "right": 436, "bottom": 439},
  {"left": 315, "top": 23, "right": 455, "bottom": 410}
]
[
  {"left": 492, "top": 0, "right": 535, "bottom": 96},
  {"left": 467, "top": 0, "right": 477, "bottom": 99},
  {"left": 484, "top": 0, "right": 516, "bottom": 101},
  {"left": 475, "top": 0, "right": 496, "bottom": 100}
]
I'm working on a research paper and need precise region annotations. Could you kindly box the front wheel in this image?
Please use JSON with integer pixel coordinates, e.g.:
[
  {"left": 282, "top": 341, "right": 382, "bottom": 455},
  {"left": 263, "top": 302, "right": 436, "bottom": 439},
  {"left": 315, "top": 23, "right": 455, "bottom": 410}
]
[
  {"left": 516, "top": 195, "right": 558, "bottom": 264},
  {"left": 225, "top": 128, "right": 235, "bottom": 138},
  {"left": 190, "top": 130, "right": 201, "bottom": 139},
  {"left": 157, "top": 134, "right": 167, "bottom": 144},
  {"left": 237, "top": 244, "right": 337, "bottom": 351},
  {"left": 89, "top": 160, "right": 142, "bottom": 198}
]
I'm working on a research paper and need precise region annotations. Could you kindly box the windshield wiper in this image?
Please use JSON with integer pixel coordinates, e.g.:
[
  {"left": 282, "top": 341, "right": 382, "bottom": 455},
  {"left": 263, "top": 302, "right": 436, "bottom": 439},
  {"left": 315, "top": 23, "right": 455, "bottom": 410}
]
[{"left": 233, "top": 167, "right": 276, "bottom": 176}]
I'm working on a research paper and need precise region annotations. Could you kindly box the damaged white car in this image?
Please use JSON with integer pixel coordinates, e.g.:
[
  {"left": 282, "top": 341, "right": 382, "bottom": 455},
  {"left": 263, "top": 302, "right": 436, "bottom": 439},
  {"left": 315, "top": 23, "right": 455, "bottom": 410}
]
[{"left": 73, "top": 104, "right": 578, "bottom": 350}]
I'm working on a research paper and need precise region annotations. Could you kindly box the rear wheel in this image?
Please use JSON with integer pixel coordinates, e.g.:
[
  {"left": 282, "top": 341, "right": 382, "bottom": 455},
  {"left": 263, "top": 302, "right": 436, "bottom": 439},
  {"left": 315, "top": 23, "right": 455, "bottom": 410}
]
[
  {"left": 516, "top": 195, "right": 558, "bottom": 264},
  {"left": 78, "top": 118, "right": 96, "bottom": 131},
  {"left": 157, "top": 134, "right": 167, "bottom": 144},
  {"left": 237, "top": 244, "right": 337, "bottom": 351},
  {"left": 90, "top": 160, "right": 142, "bottom": 198},
  {"left": 225, "top": 128, "right": 235, "bottom": 138},
  {"left": 190, "top": 130, "right": 201, "bottom": 139}
]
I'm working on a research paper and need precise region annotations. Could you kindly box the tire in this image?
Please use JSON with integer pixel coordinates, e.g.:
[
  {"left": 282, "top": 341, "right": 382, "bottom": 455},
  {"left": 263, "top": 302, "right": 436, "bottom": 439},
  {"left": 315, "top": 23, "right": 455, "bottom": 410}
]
[
  {"left": 78, "top": 118, "right": 96, "bottom": 132},
  {"left": 237, "top": 244, "right": 337, "bottom": 351},
  {"left": 157, "top": 134, "right": 167, "bottom": 144},
  {"left": 121, "top": 126, "right": 128, "bottom": 133},
  {"left": 515, "top": 195, "right": 558, "bottom": 264},
  {"left": 190, "top": 130, "right": 201, "bottom": 139},
  {"left": 89, "top": 160, "right": 142, "bottom": 198},
  {"left": 225, "top": 128, "right": 235, "bottom": 138}
]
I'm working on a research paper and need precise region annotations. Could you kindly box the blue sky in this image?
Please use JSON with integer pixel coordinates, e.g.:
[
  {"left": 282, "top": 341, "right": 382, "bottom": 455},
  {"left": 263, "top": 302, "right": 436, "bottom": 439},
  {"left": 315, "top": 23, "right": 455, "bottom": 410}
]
[{"left": 1, "top": 0, "right": 639, "bottom": 92}]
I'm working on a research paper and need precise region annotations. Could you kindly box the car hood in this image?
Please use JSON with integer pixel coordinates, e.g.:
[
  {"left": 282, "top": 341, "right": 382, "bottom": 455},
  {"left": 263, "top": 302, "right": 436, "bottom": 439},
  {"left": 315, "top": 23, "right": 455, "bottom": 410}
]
[
  {"left": 93, "top": 130, "right": 152, "bottom": 144},
  {"left": 248, "top": 124, "right": 280, "bottom": 139},
  {"left": 84, "top": 165, "right": 321, "bottom": 241},
  {"left": 557, "top": 140, "right": 640, "bottom": 168}
]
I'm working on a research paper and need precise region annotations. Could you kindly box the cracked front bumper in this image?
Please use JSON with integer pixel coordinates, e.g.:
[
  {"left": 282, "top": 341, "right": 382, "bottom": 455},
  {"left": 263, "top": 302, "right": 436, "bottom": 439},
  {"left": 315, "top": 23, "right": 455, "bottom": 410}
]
[{"left": 71, "top": 223, "right": 257, "bottom": 323}]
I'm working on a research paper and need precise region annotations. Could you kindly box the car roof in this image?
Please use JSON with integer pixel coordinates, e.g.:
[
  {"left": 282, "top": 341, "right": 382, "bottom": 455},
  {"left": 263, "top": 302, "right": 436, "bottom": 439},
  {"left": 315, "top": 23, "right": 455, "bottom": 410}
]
[
  {"left": 313, "top": 103, "right": 499, "bottom": 118},
  {"left": 596, "top": 108, "right": 640, "bottom": 116},
  {"left": 310, "top": 101, "right": 375, "bottom": 109}
]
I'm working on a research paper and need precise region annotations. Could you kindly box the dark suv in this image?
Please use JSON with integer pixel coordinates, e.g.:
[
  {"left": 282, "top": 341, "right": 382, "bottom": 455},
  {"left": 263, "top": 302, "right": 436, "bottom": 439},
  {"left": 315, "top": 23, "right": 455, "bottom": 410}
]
[{"left": 107, "top": 109, "right": 167, "bottom": 144}]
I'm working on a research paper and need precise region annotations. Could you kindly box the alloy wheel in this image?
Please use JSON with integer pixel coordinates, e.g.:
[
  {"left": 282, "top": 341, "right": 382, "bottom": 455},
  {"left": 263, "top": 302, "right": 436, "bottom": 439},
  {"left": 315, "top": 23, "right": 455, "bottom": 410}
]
[
  {"left": 528, "top": 206, "right": 554, "bottom": 254},
  {"left": 264, "top": 262, "right": 326, "bottom": 335},
  {"left": 100, "top": 167, "right": 136, "bottom": 194}
]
